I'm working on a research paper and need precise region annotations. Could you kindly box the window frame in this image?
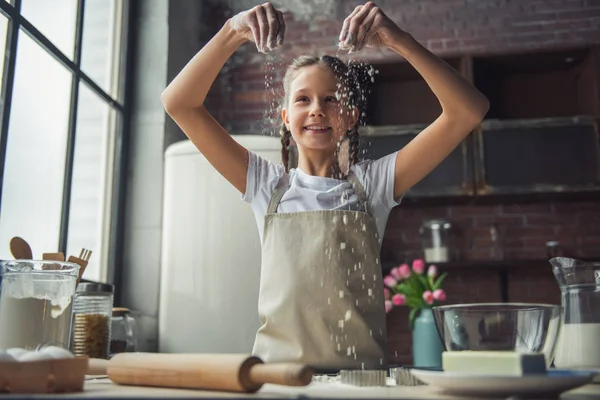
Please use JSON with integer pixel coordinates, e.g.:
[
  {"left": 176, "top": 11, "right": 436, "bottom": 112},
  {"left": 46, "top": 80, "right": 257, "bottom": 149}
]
[{"left": 0, "top": 0, "right": 133, "bottom": 294}]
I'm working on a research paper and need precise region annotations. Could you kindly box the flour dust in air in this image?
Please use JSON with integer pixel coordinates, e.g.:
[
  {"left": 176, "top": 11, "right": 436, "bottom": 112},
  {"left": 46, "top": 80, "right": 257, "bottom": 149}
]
[
  {"left": 261, "top": 52, "right": 283, "bottom": 137},
  {"left": 259, "top": 40, "right": 387, "bottom": 362}
]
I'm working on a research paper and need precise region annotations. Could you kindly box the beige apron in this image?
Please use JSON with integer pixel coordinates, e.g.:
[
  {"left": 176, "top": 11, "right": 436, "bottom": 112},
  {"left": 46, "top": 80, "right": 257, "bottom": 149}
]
[{"left": 252, "top": 172, "right": 388, "bottom": 371}]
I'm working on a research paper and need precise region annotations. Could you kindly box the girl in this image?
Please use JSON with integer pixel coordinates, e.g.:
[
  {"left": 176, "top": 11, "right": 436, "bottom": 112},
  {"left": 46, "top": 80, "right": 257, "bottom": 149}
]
[{"left": 161, "top": 2, "right": 489, "bottom": 371}]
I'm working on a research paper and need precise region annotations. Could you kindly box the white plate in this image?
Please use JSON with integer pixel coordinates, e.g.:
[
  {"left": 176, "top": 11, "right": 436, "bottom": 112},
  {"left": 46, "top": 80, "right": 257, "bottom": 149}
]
[{"left": 410, "top": 368, "right": 596, "bottom": 398}]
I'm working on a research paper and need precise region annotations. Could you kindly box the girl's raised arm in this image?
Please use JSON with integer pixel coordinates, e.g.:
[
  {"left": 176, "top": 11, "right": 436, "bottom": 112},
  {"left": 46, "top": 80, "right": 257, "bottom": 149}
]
[
  {"left": 161, "top": 3, "right": 285, "bottom": 194},
  {"left": 340, "top": 2, "right": 490, "bottom": 198}
]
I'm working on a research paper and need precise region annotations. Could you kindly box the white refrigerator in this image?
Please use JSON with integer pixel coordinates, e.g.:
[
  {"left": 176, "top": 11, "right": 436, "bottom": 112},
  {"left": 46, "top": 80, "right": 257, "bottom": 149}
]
[{"left": 159, "top": 135, "right": 281, "bottom": 353}]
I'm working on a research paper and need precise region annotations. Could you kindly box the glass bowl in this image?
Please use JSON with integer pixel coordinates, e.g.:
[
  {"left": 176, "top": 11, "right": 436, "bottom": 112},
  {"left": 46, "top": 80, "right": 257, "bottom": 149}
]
[{"left": 432, "top": 303, "right": 562, "bottom": 366}]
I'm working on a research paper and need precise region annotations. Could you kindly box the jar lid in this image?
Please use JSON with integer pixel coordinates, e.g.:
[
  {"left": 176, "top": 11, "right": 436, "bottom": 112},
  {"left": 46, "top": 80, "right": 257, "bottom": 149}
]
[
  {"left": 112, "top": 307, "right": 130, "bottom": 317},
  {"left": 76, "top": 282, "right": 114, "bottom": 294},
  {"left": 421, "top": 219, "right": 452, "bottom": 230}
]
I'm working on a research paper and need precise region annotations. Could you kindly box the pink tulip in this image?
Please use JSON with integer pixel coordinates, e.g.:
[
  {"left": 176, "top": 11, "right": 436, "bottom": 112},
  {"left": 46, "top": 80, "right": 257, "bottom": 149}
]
[
  {"left": 433, "top": 289, "right": 446, "bottom": 302},
  {"left": 412, "top": 259, "right": 425, "bottom": 275},
  {"left": 383, "top": 276, "right": 397, "bottom": 288},
  {"left": 392, "top": 293, "right": 406, "bottom": 306},
  {"left": 390, "top": 267, "right": 402, "bottom": 280},
  {"left": 385, "top": 300, "right": 393, "bottom": 313},
  {"left": 423, "top": 290, "right": 434, "bottom": 305},
  {"left": 383, "top": 288, "right": 391, "bottom": 300},
  {"left": 427, "top": 265, "right": 437, "bottom": 278},
  {"left": 398, "top": 263, "right": 411, "bottom": 278}
]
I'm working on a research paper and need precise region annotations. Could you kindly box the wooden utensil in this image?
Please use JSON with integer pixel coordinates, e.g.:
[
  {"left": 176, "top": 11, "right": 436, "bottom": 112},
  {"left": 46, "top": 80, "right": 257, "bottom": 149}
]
[
  {"left": 9, "top": 236, "right": 33, "bottom": 259},
  {"left": 42, "top": 252, "right": 65, "bottom": 261},
  {"left": 67, "top": 248, "right": 92, "bottom": 286},
  {"left": 87, "top": 353, "right": 313, "bottom": 393}
]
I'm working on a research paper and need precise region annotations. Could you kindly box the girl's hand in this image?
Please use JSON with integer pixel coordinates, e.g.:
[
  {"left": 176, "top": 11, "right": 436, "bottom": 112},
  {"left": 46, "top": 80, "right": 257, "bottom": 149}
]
[
  {"left": 338, "top": 2, "right": 402, "bottom": 52},
  {"left": 229, "top": 2, "right": 286, "bottom": 53}
]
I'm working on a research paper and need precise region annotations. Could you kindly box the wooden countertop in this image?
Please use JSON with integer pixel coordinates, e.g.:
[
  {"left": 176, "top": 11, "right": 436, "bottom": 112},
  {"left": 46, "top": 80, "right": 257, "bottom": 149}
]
[{"left": 4, "top": 378, "right": 600, "bottom": 400}]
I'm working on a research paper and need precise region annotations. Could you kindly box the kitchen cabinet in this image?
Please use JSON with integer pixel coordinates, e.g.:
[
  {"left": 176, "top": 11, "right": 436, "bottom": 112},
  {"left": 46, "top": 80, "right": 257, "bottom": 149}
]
[
  {"left": 364, "top": 45, "right": 600, "bottom": 200},
  {"left": 475, "top": 116, "right": 599, "bottom": 195},
  {"left": 361, "top": 56, "right": 475, "bottom": 199},
  {"left": 359, "top": 125, "right": 474, "bottom": 198},
  {"left": 472, "top": 46, "right": 600, "bottom": 197}
]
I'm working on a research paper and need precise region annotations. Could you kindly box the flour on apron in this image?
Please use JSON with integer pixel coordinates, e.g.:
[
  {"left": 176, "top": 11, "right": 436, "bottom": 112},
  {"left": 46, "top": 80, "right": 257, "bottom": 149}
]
[{"left": 252, "top": 172, "right": 388, "bottom": 370}]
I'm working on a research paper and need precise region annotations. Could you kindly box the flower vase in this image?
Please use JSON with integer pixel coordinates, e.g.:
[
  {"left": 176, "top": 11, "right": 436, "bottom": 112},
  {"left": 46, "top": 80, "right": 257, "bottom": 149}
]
[{"left": 412, "top": 308, "right": 444, "bottom": 368}]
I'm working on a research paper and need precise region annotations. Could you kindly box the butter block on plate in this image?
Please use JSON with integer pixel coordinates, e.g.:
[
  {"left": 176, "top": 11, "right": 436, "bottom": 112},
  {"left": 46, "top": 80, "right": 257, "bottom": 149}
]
[{"left": 442, "top": 351, "right": 547, "bottom": 376}]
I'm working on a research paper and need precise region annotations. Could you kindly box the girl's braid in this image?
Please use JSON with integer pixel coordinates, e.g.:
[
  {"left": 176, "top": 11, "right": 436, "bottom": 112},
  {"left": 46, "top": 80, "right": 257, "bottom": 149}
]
[
  {"left": 280, "top": 122, "right": 291, "bottom": 173},
  {"left": 347, "top": 126, "right": 360, "bottom": 167}
]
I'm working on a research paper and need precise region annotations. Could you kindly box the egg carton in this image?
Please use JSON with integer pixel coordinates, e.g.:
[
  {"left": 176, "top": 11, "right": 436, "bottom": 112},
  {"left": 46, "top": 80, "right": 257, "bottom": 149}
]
[{"left": 0, "top": 351, "right": 88, "bottom": 394}]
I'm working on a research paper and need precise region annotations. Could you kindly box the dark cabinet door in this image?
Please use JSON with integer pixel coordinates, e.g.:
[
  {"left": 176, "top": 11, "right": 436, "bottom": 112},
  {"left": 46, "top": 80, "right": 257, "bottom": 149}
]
[
  {"left": 475, "top": 117, "right": 600, "bottom": 195},
  {"left": 359, "top": 126, "right": 474, "bottom": 198}
]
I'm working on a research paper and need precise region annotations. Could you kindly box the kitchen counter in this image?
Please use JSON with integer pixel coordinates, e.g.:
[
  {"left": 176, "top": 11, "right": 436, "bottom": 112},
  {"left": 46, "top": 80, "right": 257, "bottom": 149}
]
[{"left": 4, "top": 378, "right": 600, "bottom": 400}]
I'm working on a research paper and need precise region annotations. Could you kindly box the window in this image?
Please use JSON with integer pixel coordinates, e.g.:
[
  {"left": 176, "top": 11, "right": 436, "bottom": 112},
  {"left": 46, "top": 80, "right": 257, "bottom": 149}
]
[{"left": 0, "top": 0, "right": 131, "bottom": 282}]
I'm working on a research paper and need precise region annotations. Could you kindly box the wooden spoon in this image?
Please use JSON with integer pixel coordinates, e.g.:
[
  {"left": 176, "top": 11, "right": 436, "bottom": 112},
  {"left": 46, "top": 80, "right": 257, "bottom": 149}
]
[{"left": 9, "top": 237, "right": 33, "bottom": 259}]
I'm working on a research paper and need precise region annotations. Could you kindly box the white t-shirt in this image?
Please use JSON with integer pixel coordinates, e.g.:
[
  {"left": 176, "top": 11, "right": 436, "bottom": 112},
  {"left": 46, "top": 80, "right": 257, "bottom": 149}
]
[{"left": 242, "top": 150, "right": 402, "bottom": 245}]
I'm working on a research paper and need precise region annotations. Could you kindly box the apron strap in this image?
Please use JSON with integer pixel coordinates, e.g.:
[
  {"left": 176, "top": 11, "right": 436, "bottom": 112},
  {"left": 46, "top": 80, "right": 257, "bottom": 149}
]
[
  {"left": 266, "top": 175, "right": 290, "bottom": 214},
  {"left": 347, "top": 172, "right": 371, "bottom": 215}
]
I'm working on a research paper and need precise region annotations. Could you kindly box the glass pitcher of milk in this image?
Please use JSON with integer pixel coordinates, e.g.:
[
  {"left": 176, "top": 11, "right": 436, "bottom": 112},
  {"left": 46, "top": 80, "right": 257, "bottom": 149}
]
[
  {"left": 550, "top": 257, "right": 600, "bottom": 369},
  {"left": 0, "top": 260, "right": 80, "bottom": 350}
]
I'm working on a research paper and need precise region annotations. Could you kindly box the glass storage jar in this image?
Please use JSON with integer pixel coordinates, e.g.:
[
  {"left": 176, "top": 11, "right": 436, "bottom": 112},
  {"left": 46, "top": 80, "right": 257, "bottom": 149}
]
[
  {"left": 0, "top": 260, "right": 79, "bottom": 350},
  {"left": 71, "top": 282, "right": 114, "bottom": 359},
  {"left": 110, "top": 307, "right": 138, "bottom": 357},
  {"left": 419, "top": 219, "right": 454, "bottom": 263}
]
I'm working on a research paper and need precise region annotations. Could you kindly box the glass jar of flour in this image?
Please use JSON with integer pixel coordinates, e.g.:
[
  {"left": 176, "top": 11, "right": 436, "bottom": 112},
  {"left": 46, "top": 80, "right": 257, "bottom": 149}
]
[
  {"left": 71, "top": 282, "right": 114, "bottom": 359},
  {"left": 0, "top": 260, "right": 79, "bottom": 350}
]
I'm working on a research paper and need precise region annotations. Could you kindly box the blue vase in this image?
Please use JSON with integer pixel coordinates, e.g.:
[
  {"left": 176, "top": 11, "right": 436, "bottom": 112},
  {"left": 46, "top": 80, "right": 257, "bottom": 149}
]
[{"left": 412, "top": 308, "right": 444, "bottom": 368}]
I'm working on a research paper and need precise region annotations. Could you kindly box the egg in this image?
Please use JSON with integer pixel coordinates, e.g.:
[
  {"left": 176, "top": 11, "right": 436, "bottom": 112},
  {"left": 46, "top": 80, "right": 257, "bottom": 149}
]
[
  {"left": 40, "top": 346, "right": 74, "bottom": 359},
  {"left": 19, "top": 350, "right": 53, "bottom": 362},
  {"left": 6, "top": 347, "right": 28, "bottom": 360},
  {"left": 0, "top": 350, "right": 15, "bottom": 362}
]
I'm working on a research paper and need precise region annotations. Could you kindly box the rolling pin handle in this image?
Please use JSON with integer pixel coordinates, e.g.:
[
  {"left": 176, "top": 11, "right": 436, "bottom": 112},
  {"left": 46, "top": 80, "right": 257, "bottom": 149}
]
[
  {"left": 248, "top": 363, "right": 314, "bottom": 387},
  {"left": 87, "top": 358, "right": 109, "bottom": 375}
]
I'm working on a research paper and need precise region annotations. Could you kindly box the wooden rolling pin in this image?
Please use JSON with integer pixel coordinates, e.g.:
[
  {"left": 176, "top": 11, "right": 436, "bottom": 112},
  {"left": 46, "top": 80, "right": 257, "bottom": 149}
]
[{"left": 87, "top": 353, "right": 313, "bottom": 393}]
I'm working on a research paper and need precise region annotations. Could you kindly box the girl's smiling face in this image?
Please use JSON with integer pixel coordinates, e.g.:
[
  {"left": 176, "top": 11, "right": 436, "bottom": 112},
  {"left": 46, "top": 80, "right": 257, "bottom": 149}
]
[{"left": 282, "top": 64, "right": 358, "bottom": 153}]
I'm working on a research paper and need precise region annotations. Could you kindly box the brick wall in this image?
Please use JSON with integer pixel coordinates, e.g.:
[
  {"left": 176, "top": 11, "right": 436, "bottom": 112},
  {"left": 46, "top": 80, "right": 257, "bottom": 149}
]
[
  {"left": 382, "top": 201, "right": 599, "bottom": 364},
  {"left": 214, "top": 0, "right": 600, "bottom": 134},
  {"left": 206, "top": 0, "right": 600, "bottom": 365},
  {"left": 381, "top": 201, "right": 600, "bottom": 262}
]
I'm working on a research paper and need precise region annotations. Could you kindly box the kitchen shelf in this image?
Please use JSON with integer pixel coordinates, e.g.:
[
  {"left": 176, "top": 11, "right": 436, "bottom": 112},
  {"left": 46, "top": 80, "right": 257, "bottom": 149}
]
[
  {"left": 363, "top": 44, "right": 600, "bottom": 201},
  {"left": 475, "top": 115, "right": 600, "bottom": 195},
  {"left": 365, "top": 56, "right": 464, "bottom": 126},
  {"left": 473, "top": 46, "right": 598, "bottom": 120},
  {"left": 382, "top": 259, "right": 553, "bottom": 272},
  {"left": 382, "top": 257, "right": 598, "bottom": 272},
  {"left": 359, "top": 124, "right": 474, "bottom": 198}
]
